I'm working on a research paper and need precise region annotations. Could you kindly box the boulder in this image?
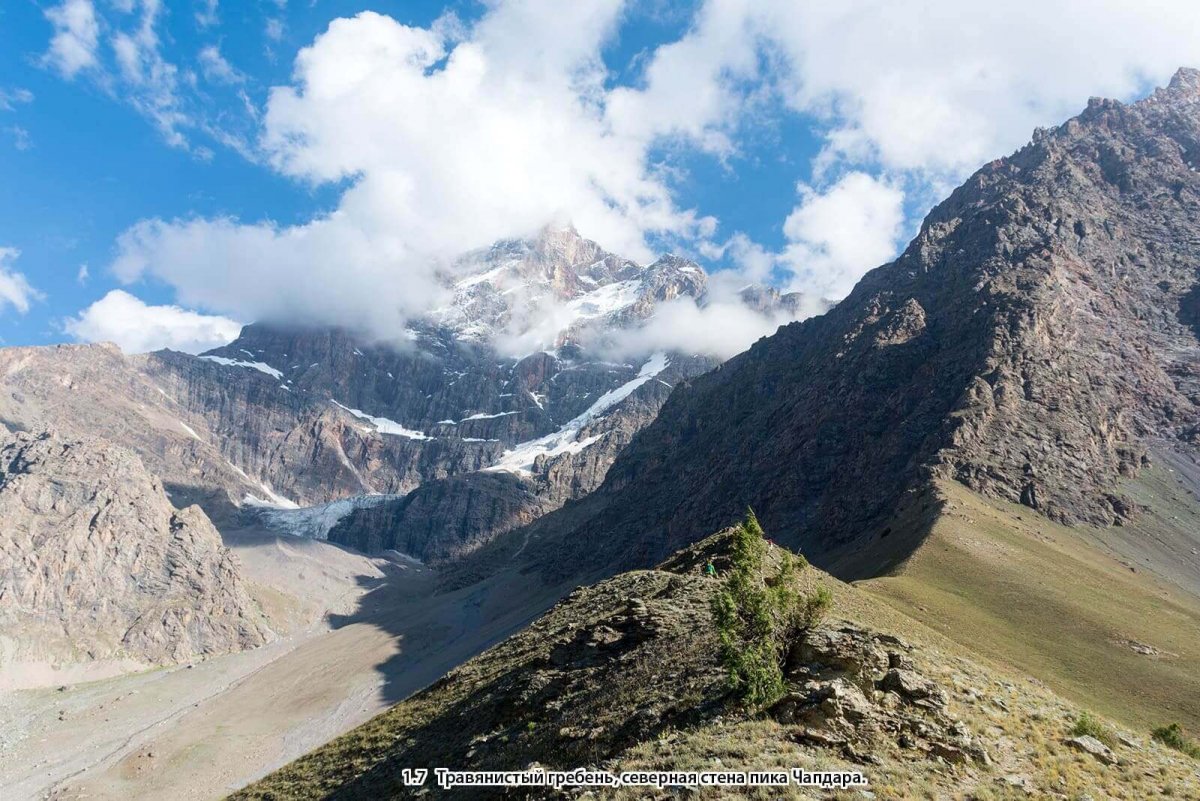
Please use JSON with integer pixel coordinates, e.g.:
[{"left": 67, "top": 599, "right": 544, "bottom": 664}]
[{"left": 1066, "top": 735, "right": 1118, "bottom": 765}]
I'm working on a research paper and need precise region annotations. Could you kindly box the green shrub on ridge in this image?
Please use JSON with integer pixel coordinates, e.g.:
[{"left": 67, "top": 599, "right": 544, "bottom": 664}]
[{"left": 711, "top": 510, "right": 825, "bottom": 709}]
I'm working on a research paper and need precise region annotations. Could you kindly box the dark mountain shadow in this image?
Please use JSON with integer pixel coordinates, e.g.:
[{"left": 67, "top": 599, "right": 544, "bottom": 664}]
[
  {"left": 322, "top": 554, "right": 566, "bottom": 707},
  {"left": 163, "top": 481, "right": 240, "bottom": 526}
]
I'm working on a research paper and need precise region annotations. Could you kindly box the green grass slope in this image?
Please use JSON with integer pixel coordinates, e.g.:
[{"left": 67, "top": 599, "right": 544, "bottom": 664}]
[{"left": 860, "top": 480, "right": 1200, "bottom": 734}]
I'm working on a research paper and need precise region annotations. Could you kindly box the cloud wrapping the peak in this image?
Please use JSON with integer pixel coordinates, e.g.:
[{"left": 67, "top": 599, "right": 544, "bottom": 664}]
[
  {"left": 604, "top": 297, "right": 798, "bottom": 361},
  {"left": 115, "top": 4, "right": 714, "bottom": 339},
  {"left": 65, "top": 290, "right": 241, "bottom": 354}
]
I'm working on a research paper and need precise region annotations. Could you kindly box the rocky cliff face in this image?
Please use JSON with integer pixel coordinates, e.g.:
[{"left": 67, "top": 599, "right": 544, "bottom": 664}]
[
  {"left": 323, "top": 350, "right": 714, "bottom": 561},
  {"left": 141, "top": 229, "right": 729, "bottom": 559},
  {"left": 0, "top": 430, "right": 268, "bottom": 674},
  {"left": 491, "top": 68, "right": 1200, "bottom": 581},
  {"left": 0, "top": 343, "right": 273, "bottom": 521}
]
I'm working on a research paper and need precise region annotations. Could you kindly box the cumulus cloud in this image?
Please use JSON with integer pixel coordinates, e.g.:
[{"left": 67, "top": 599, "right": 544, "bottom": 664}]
[
  {"left": 605, "top": 0, "right": 760, "bottom": 156},
  {"left": 114, "top": 5, "right": 713, "bottom": 339},
  {"left": 0, "top": 249, "right": 42, "bottom": 315},
  {"left": 43, "top": 0, "right": 101, "bottom": 78},
  {"left": 625, "top": 0, "right": 1200, "bottom": 182},
  {"left": 65, "top": 290, "right": 242, "bottom": 354},
  {"left": 759, "top": 0, "right": 1200, "bottom": 181},
  {"left": 605, "top": 297, "right": 797, "bottom": 361},
  {"left": 617, "top": 0, "right": 1200, "bottom": 303},
  {"left": 780, "top": 172, "right": 904, "bottom": 303}
]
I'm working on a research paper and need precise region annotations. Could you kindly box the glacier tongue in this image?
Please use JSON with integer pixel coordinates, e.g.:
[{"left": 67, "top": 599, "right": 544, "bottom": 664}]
[
  {"left": 487, "top": 352, "right": 670, "bottom": 475},
  {"left": 249, "top": 494, "right": 399, "bottom": 540}
]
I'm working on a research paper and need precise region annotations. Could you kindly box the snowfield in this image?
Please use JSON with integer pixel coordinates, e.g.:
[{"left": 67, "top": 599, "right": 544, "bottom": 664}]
[
  {"left": 487, "top": 352, "right": 669, "bottom": 475},
  {"left": 331, "top": 400, "right": 432, "bottom": 440},
  {"left": 199, "top": 355, "right": 285, "bottom": 380}
]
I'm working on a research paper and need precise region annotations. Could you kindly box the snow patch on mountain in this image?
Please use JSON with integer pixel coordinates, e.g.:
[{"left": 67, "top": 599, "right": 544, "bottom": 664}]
[
  {"left": 460, "top": 410, "right": 519, "bottom": 421},
  {"left": 226, "top": 460, "right": 299, "bottom": 508},
  {"left": 200, "top": 355, "right": 284, "bottom": 380},
  {"left": 563, "top": 279, "right": 643, "bottom": 321},
  {"left": 487, "top": 352, "right": 669, "bottom": 475},
  {"left": 331, "top": 400, "right": 432, "bottom": 440},
  {"left": 243, "top": 493, "right": 301, "bottom": 510},
  {"left": 426, "top": 228, "right": 705, "bottom": 355}
]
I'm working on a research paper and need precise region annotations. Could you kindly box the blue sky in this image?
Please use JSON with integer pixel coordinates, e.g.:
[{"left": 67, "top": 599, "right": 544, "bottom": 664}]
[{"left": 1, "top": 1, "right": 1197, "bottom": 354}]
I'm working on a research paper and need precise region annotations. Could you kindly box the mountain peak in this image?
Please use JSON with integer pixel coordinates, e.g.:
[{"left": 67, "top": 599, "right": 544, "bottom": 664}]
[
  {"left": 1139, "top": 66, "right": 1200, "bottom": 110},
  {"left": 1168, "top": 66, "right": 1200, "bottom": 96},
  {"left": 435, "top": 230, "right": 708, "bottom": 351}
]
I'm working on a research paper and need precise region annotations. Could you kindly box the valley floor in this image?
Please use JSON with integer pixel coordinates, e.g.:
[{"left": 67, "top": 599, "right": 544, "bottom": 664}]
[{"left": 0, "top": 530, "right": 558, "bottom": 801}]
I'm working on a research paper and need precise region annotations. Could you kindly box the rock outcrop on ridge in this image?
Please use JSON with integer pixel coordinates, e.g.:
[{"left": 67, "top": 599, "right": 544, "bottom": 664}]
[
  {"left": 238, "top": 530, "right": 1199, "bottom": 800},
  {"left": 0, "top": 429, "right": 268, "bottom": 674}
]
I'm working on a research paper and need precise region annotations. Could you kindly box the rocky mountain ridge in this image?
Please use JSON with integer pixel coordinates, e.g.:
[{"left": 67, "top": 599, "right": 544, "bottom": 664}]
[
  {"left": 460, "top": 68, "right": 1200, "bottom": 584},
  {"left": 432, "top": 226, "right": 710, "bottom": 350}
]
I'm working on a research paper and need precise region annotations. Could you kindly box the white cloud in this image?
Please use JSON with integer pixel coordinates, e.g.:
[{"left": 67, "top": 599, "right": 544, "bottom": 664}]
[
  {"left": 43, "top": 0, "right": 241, "bottom": 152},
  {"left": 0, "top": 249, "right": 42, "bottom": 315},
  {"left": 196, "top": 0, "right": 219, "bottom": 28},
  {"left": 757, "top": 0, "right": 1200, "bottom": 180},
  {"left": 780, "top": 172, "right": 904, "bottom": 303},
  {"left": 103, "top": 1, "right": 1200, "bottom": 359},
  {"left": 76, "top": 264, "right": 89, "bottom": 284},
  {"left": 611, "top": 0, "right": 1200, "bottom": 307},
  {"left": 110, "top": 0, "right": 189, "bottom": 148},
  {"left": 43, "top": 0, "right": 101, "bottom": 78},
  {"left": 8, "top": 127, "right": 32, "bottom": 151},
  {"left": 605, "top": 0, "right": 760, "bottom": 156},
  {"left": 65, "top": 290, "right": 242, "bottom": 354},
  {"left": 624, "top": 0, "right": 1200, "bottom": 184},
  {"left": 198, "top": 45, "right": 245, "bottom": 84},
  {"left": 114, "top": 5, "right": 712, "bottom": 341},
  {"left": 605, "top": 297, "right": 797, "bottom": 360},
  {"left": 0, "top": 88, "right": 34, "bottom": 112}
]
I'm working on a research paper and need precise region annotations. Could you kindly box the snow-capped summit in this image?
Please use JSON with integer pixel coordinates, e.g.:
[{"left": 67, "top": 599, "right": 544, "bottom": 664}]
[{"left": 433, "top": 226, "right": 707, "bottom": 351}]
